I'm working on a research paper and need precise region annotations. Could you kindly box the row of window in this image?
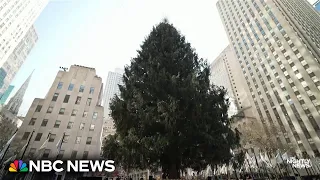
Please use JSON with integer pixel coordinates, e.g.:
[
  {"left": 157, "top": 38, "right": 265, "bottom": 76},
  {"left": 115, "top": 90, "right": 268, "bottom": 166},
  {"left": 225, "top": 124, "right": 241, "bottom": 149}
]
[
  {"left": 57, "top": 82, "right": 95, "bottom": 94},
  {"left": 22, "top": 131, "right": 93, "bottom": 145},
  {"left": 35, "top": 104, "right": 99, "bottom": 119},
  {"left": 52, "top": 93, "right": 92, "bottom": 106},
  {"left": 29, "top": 148, "right": 88, "bottom": 160},
  {"left": 52, "top": 93, "right": 93, "bottom": 105},
  {"left": 28, "top": 118, "right": 95, "bottom": 131}
]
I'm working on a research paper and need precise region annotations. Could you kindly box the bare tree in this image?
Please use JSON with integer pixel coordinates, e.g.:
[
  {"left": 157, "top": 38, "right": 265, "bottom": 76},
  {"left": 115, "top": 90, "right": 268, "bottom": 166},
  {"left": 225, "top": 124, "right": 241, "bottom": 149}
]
[
  {"left": 236, "top": 120, "right": 291, "bottom": 153},
  {"left": 0, "top": 115, "right": 17, "bottom": 150}
]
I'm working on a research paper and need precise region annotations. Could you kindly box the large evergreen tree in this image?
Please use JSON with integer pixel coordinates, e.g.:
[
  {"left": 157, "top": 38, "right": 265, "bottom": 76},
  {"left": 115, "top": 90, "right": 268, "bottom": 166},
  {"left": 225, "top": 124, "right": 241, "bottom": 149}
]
[{"left": 102, "top": 20, "right": 240, "bottom": 178}]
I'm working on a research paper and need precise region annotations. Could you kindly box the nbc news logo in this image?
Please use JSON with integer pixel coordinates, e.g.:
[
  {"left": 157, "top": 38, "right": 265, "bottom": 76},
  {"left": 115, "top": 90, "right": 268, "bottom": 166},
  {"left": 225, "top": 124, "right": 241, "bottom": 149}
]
[
  {"left": 9, "top": 160, "right": 28, "bottom": 172},
  {"left": 8, "top": 159, "right": 115, "bottom": 173}
]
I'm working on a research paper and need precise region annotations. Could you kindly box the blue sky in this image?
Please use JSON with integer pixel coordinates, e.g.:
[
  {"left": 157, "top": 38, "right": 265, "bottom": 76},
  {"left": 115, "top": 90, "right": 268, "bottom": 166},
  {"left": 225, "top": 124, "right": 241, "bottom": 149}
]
[
  {"left": 10, "top": 0, "right": 316, "bottom": 116},
  {"left": 10, "top": 0, "right": 230, "bottom": 116}
]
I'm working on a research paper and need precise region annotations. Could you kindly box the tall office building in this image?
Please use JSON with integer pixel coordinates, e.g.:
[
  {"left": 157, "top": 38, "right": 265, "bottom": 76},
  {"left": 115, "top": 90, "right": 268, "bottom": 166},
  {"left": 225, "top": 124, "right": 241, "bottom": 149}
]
[
  {"left": 11, "top": 65, "right": 104, "bottom": 160},
  {"left": 210, "top": 45, "right": 259, "bottom": 133},
  {"left": 103, "top": 69, "right": 124, "bottom": 117},
  {"left": 210, "top": 46, "right": 240, "bottom": 117},
  {"left": 101, "top": 69, "right": 123, "bottom": 139},
  {"left": 0, "top": 26, "right": 38, "bottom": 97},
  {"left": 217, "top": 0, "right": 320, "bottom": 157},
  {"left": 0, "top": 0, "right": 48, "bottom": 68},
  {"left": 0, "top": 85, "right": 14, "bottom": 105}
]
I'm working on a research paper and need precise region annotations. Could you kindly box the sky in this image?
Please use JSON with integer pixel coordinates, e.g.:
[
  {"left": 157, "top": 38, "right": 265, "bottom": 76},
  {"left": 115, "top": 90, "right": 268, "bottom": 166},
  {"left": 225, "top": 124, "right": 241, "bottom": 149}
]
[{"left": 8, "top": 0, "right": 316, "bottom": 116}]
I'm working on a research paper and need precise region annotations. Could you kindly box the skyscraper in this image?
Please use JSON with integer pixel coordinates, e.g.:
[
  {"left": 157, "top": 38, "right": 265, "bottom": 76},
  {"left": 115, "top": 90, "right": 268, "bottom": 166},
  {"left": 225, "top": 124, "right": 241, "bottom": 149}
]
[
  {"left": 0, "top": 0, "right": 48, "bottom": 67},
  {"left": 0, "top": 85, "right": 14, "bottom": 105},
  {"left": 217, "top": 0, "right": 320, "bottom": 157},
  {"left": 103, "top": 69, "right": 124, "bottom": 117},
  {"left": 5, "top": 70, "right": 34, "bottom": 115},
  {"left": 0, "top": 26, "right": 38, "bottom": 97},
  {"left": 11, "top": 65, "right": 104, "bottom": 160},
  {"left": 101, "top": 69, "right": 123, "bottom": 139},
  {"left": 210, "top": 46, "right": 259, "bottom": 129},
  {"left": 210, "top": 47, "right": 239, "bottom": 117}
]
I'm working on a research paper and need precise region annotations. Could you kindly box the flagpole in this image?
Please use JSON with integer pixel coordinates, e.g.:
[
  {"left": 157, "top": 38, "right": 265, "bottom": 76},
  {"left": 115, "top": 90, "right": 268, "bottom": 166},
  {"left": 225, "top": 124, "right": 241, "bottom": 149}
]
[
  {"left": 16, "top": 129, "right": 35, "bottom": 180},
  {"left": 308, "top": 156, "right": 316, "bottom": 175},
  {"left": 258, "top": 150, "right": 270, "bottom": 180},
  {"left": 245, "top": 152, "right": 254, "bottom": 179},
  {"left": 298, "top": 154, "right": 310, "bottom": 176},
  {"left": 264, "top": 151, "right": 277, "bottom": 179},
  {"left": 25, "top": 132, "right": 51, "bottom": 180},
  {"left": 269, "top": 151, "right": 283, "bottom": 178},
  {"left": 252, "top": 150, "right": 263, "bottom": 178},
  {"left": 0, "top": 128, "right": 18, "bottom": 165},
  {"left": 279, "top": 150, "right": 290, "bottom": 177},
  {"left": 55, "top": 132, "right": 65, "bottom": 160},
  {"left": 283, "top": 150, "right": 299, "bottom": 177},
  {"left": 54, "top": 133, "right": 65, "bottom": 180},
  {"left": 312, "top": 157, "right": 320, "bottom": 174},
  {"left": 20, "top": 129, "right": 35, "bottom": 160}
]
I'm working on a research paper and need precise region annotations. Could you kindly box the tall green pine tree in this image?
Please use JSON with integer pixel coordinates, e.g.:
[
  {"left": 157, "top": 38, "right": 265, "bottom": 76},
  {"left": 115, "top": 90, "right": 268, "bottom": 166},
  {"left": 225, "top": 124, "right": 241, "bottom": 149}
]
[{"left": 102, "top": 20, "right": 240, "bottom": 179}]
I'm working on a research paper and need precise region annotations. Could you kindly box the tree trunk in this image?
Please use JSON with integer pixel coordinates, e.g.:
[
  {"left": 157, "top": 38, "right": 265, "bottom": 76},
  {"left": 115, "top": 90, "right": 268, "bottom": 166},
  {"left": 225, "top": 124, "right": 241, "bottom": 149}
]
[{"left": 168, "top": 163, "right": 180, "bottom": 179}]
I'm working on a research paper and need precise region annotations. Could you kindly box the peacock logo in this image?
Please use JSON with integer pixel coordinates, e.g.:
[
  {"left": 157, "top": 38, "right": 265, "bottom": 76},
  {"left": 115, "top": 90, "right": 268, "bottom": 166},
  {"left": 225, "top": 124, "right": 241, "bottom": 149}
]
[{"left": 9, "top": 160, "right": 28, "bottom": 172}]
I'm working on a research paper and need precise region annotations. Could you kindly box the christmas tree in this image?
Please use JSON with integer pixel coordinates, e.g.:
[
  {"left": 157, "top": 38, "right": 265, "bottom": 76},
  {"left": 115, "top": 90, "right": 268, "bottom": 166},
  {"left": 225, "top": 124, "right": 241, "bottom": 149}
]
[{"left": 102, "top": 19, "right": 240, "bottom": 178}]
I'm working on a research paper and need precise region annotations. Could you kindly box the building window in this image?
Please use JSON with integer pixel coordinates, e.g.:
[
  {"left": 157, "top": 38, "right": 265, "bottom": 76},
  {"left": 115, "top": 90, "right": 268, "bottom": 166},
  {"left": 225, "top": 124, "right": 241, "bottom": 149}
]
[
  {"left": 54, "top": 120, "right": 61, "bottom": 128},
  {"left": 28, "top": 118, "right": 36, "bottom": 125},
  {"left": 35, "top": 105, "right": 42, "bottom": 112},
  {"left": 42, "top": 149, "right": 50, "bottom": 158},
  {"left": 68, "top": 84, "right": 74, "bottom": 91},
  {"left": 86, "top": 98, "right": 92, "bottom": 106},
  {"left": 22, "top": 132, "right": 30, "bottom": 140},
  {"left": 59, "top": 108, "right": 65, "bottom": 115},
  {"left": 71, "top": 151, "right": 77, "bottom": 159},
  {"left": 63, "top": 135, "right": 69, "bottom": 143},
  {"left": 75, "top": 96, "right": 81, "bottom": 104},
  {"left": 86, "top": 137, "right": 92, "bottom": 145},
  {"left": 83, "top": 151, "right": 89, "bottom": 159},
  {"left": 71, "top": 109, "right": 77, "bottom": 116},
  {"left": 83, "top": 111, "right": 88, "bottom": 118},
  {"left": 52, "top": 93, "right": 59, "bottom": 101},
  {"left": 89, "top": 124, "right": 95, "bottom": 131},
  {"left": 79, "top": 85, "right": 85, "bottom": 92},
  {"left": 28, "top": 148, "right": 36, "bottom": 158},
  {"left": 57, "top": 150, "right": 64, "bottom": 159},
  {"left": 67, "top": 122, "right": 73, "bottom": 129},
  {"left": 75, "top": 136, "right": 81, "bottom": 144},
  {"left": 41, "top": 119, "right": 48, "bottom": 127},
  {"left": 49, "top": 134, "right": 56, "bottom": 142},
  {"left": 57, "top": 82, "right": 63, "bottom": 89},
  {"left": 35, "top": 133, "right": 43, "bottom": 141},
  {"left": 47, "top": 106, "right": 53, "bottom": 113},
  {"left": 92, "top": 112, "right": 98, "bottom": 119},
  {"left": 79, "top": 123, "right": 85, "bottom": 130},
  {"left": 89, "top": 87, "right": 94, "bottom": 94},
  {"left": 63, "top": 95, "right": 70, "bottom": 103}
]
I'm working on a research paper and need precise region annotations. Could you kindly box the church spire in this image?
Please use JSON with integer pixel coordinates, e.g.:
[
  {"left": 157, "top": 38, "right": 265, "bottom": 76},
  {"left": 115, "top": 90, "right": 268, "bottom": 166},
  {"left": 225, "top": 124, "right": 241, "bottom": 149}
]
[{"left": 5, "top": 70, "right": 34, "bottom": 115}]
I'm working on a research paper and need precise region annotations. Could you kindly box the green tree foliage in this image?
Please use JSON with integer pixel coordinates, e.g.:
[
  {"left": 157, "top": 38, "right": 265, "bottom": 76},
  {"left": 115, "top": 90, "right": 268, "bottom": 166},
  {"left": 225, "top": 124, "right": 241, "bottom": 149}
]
[{"left": 102, "top": 20, "right": 240, "bottom": 179}]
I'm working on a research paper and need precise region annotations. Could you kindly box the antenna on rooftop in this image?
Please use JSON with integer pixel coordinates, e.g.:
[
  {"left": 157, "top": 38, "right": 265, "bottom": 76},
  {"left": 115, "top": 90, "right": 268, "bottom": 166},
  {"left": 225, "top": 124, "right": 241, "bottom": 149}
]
[{"left": 59, "top": 66, "right": 68, "bottom": 71}]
